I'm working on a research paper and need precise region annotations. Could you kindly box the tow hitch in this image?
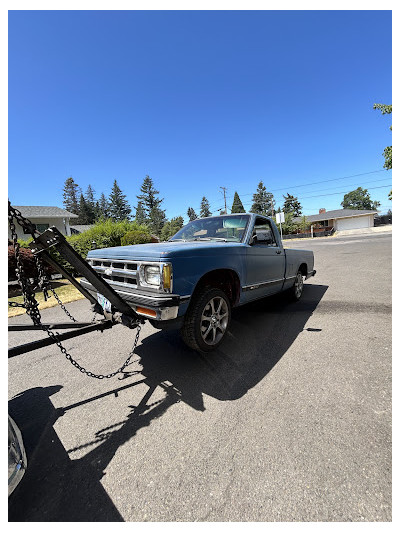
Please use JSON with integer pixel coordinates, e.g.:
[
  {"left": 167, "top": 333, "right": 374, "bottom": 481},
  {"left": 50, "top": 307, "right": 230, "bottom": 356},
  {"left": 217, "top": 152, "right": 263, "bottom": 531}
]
[{"left": 8, "top": 202, "right": 144, "bottom": 378}]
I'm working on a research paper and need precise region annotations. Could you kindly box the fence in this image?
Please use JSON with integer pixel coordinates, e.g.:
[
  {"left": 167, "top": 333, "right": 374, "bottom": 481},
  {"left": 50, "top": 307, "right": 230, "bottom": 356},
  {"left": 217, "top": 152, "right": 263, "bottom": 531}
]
[
  {"left": 282, "top": 227, "right": 335, "bottom": 240},
  {"left": 374, "top": 214, "right": 392, "bottom": 226}
]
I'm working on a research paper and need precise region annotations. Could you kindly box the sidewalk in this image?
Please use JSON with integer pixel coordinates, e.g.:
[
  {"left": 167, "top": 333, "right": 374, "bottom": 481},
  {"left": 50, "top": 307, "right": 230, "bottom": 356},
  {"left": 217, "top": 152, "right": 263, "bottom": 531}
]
[
  {"left": 283, "top": 225, "right": 392, "bottom": 243},
  {"left": 334, "top": 225, "right": 392, "bottom": 237}
]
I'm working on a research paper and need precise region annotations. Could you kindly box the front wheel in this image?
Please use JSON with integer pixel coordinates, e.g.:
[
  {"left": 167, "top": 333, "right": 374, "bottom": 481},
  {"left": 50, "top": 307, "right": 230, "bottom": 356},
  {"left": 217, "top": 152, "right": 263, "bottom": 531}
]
[
  {"left": 181, "top": 287, "right": 231, "bottom": 352},
  {"left": 289, "top": 270, "right": 304, "bottom": 301}
]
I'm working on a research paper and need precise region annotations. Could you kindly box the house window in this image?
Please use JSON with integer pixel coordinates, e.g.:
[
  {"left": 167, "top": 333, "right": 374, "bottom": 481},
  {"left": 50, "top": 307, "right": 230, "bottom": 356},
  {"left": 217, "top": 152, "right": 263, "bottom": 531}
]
[{"left": 36, "top": 223, "right": 50, "bottom": 233}]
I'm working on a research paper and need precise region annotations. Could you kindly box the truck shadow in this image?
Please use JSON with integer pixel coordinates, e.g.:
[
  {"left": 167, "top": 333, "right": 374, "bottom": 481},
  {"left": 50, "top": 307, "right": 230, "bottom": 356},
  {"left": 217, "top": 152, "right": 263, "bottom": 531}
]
[
  {"left": 8, "top": 283, "right": 327, "bottom": 521},
  {"left": 134, "top": 283, "right": 328, "bottom": 409}
]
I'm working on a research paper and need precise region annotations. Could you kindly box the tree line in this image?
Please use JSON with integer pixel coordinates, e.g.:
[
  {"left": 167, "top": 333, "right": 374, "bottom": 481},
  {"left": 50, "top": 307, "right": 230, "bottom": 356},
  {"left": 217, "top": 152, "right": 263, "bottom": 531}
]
[{"left": 63, "top": 173, "right": 384, "bottom": 241}]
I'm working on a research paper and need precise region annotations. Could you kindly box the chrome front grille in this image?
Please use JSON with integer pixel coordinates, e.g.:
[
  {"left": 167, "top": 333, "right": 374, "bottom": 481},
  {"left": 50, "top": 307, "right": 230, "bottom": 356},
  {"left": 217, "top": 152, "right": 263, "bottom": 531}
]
[{"left": 88, "top": 258, "right": 138, "bottom": 287}]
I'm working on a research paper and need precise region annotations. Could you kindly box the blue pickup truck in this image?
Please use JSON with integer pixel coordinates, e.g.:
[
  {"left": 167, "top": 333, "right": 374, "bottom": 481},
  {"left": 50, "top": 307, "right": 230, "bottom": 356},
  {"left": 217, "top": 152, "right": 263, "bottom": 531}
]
[{"left": 81, "top": 213, "right": 316, "bottom": 352}]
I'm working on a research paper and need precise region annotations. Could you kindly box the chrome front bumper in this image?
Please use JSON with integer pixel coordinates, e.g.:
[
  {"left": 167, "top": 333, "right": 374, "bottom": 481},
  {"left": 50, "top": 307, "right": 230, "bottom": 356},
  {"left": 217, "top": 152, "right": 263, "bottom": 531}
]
[{"left": 80, "top": 278, "right": 187, "bottom": 321}]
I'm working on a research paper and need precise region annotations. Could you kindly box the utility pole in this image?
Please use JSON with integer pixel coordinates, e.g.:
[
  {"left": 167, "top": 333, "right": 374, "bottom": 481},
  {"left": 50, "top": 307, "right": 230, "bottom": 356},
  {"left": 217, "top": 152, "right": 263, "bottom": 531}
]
[{"left": 220, "top": 187, "right": 228, "bottom": 214}]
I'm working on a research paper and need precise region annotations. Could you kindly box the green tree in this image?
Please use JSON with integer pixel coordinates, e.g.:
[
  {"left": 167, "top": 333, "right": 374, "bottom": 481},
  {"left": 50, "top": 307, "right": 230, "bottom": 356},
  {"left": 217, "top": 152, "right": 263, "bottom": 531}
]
[
  {"left": 83, "top": 184, "right": 96, "bottom": 223},
  {"left": 76, "top": 193, "right": 93, "bottom": 225},
  {"left": 373, "top": 103, "right": 392, "bottom": 170},
  {"left": 299, "top": 215, "right": 310, "bottom": 233},
  {"left": 250, "top": 181, "right": 275, "bottom": 216},
  {"left": 281, "top": 212, "right": 299, "bottom": 235},
  {"left": 341, "top": 187, "right": 381, "bottom": 210},
  {"left": 136, "top": 175, "right": 166, "bottom": 233},
  {"left": 200, "top": 197, "right": 212, "bottom": 218},
  {"left": 187, "top": 207, "right": 198, "bottom": 221},
  {"left": 388, "top": 190, "right": 392, "bottom": 201},
  {"left": 282, "top": 193, "right": 302, "bottom": 216},
  {"left": 135, "top": 200, "right": 147, "bottom": 225},
  {"left": 160, "top": 216, "right": 184, "bottom": 241},
  {"left": 97, "top": 192, "right": 110, "bottom": 219},
  {"left": 109, "top": 180, "right": 132, "bottom": 221},
  {"left": 62, "top": 176, "right": 80, "bottom": 214},
  {"left": 231, "top": 191, "right": 245, "bottom": 213},
  {"left": 149, "top": 206, "right": 167, "bottom": 236}
]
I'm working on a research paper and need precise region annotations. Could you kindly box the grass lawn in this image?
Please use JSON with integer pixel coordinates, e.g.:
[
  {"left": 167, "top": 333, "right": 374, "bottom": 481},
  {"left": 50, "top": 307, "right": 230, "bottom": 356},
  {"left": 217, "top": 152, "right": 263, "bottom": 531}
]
[{"left": 8, "top": 279, "right": 85, "bottom": 318}]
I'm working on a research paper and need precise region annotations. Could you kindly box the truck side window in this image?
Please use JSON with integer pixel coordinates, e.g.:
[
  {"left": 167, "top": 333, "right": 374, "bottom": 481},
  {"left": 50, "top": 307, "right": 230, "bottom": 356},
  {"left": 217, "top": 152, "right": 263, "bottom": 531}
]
[{"left": 252, "top": 218, "right": 277, "bottom": 246}]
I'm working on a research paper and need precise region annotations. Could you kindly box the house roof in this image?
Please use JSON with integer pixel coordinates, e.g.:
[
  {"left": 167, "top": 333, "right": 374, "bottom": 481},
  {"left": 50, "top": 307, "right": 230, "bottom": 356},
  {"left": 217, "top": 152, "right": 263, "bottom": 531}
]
[
  {"left": 294, "top": 208, "right": 378, "bottom": 223},
  {"left": 13, "top": 206, "right": 79, "bottom": 219},
  {"left": 70, "top": 225, "right": 94, "bottom": 233}
]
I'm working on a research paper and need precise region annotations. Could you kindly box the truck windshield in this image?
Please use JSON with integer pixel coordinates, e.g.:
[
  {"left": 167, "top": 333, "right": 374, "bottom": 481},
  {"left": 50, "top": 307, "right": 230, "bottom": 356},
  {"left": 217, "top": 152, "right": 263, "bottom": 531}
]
[{"left": 170, "top": 215, "right": 250, "bottom": 242}]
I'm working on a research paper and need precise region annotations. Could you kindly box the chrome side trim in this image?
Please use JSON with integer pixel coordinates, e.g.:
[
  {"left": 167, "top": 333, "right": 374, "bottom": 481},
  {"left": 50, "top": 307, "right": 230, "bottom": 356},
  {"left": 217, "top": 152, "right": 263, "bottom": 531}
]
[{"left": 242, "top": 278, "right": 284, "bottom": 291}]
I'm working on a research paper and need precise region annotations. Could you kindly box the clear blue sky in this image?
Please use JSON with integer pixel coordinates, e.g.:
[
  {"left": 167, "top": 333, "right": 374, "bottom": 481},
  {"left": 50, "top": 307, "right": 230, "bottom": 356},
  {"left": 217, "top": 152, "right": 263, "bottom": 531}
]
[{"left": 8, "top": 10, "right": 392, "bottom": 221}]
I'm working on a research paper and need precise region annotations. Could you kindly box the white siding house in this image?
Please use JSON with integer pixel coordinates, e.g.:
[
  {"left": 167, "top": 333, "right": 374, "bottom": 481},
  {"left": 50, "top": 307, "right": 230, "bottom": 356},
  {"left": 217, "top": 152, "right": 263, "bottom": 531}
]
[
  {"left": 294, "top": 209, "right": 377, "bottom": 232},
  {"left": 8, "top": 206, "right": 79, "bottom": 240}
]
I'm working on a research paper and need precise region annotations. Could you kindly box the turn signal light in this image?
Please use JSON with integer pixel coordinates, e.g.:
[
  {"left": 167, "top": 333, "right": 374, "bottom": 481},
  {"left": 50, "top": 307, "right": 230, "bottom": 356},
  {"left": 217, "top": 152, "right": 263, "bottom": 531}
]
[
  {"left": 136, "top": 306, "right": 157, "bottom": 318},
  {"left": 162, "top": 264, "right": 172, "bottom": 290}
]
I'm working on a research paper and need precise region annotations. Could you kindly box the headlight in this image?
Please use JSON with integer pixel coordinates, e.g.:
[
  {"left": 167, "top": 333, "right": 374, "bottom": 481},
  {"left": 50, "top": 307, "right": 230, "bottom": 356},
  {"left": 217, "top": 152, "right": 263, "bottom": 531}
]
[
  {"left": 140, "top": 265, "right": 161, "bottom": 286},
  {"left": 138, "top": 263, "right": 173, "bottom": 292}
]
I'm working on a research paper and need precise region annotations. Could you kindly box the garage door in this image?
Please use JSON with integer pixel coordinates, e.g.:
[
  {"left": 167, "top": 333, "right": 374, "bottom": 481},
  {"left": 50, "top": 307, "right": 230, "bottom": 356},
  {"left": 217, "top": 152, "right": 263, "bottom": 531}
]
[{"left": 336, "top": 216, "right": 371, "bottom": 231}]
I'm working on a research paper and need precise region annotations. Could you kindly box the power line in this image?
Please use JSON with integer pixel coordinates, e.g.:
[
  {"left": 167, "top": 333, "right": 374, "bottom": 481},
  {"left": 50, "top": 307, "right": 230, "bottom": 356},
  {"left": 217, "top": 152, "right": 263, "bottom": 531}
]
[
  {"left": 211, "top": 177, "right": 392, "bottom": 212},
  {"left": 189, "top": 169, "right": 391, "bottom": 214},
  {"left": 237, "top": 184, "right": 391, "bottom": 208}
]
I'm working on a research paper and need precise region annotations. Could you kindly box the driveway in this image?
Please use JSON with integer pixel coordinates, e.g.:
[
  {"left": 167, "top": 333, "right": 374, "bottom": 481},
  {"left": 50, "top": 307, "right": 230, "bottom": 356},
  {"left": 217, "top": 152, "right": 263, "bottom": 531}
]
[{"left": 8, "top": 233, "right": 392, "bottom": 521}]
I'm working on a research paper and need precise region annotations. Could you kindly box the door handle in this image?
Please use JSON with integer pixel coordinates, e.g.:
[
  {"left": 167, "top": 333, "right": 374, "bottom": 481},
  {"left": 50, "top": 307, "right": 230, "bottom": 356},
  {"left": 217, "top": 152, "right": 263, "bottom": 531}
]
[{"left": 276, "top": 250, "right": 282, "bottom": 254}]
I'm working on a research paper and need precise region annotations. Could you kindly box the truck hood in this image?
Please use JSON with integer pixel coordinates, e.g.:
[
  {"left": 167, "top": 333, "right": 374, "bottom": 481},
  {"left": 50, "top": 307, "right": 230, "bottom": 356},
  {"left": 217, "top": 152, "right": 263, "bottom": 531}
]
[{"left": 87, "top": 240, "right": 246, "bottom": 261}]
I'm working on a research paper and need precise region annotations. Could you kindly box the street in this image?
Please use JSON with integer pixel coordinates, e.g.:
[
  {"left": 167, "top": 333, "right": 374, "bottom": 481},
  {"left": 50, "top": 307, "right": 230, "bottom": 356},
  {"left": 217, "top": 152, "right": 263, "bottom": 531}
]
[{"left": 8, "top": 232, "right": 392, "bottom": 522}]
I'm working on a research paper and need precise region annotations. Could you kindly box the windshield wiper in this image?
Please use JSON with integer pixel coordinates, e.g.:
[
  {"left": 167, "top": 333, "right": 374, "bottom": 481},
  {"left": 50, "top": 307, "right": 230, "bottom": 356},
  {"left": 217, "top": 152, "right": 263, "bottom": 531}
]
[{"left": 192, "top": 237, "right": 227, "bottom": 242}]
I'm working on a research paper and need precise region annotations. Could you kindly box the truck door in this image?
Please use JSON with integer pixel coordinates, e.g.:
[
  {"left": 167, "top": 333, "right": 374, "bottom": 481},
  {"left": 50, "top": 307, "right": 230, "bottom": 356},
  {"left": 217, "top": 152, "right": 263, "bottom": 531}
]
[{"left": 243, "top": 217, "right": 285, "bottom": 302}]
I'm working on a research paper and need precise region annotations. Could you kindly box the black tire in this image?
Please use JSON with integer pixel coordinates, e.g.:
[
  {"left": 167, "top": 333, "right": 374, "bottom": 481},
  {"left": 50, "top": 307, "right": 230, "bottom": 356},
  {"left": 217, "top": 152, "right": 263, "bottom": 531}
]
[
  {"left": 181, "top": 287, "right": 231, "bottom": 352},
  {"left": 289, "top": 269, "right": 304, "bottom": 301}
]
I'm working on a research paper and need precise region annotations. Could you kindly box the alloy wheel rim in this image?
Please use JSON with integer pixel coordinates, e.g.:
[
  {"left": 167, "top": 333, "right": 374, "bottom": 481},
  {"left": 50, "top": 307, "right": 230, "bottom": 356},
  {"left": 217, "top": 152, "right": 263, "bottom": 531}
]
[
  {"left": 200, "top": 296, "right": 229, "bottom": 345},
  {"left": 295, "top": 273, "right": 304, "bottom": 298}
]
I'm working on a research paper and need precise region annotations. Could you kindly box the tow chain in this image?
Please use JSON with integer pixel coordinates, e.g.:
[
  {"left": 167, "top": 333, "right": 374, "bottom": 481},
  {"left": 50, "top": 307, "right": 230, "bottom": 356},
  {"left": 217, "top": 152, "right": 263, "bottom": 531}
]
[{"left": 8, "top": 201, "right": 142, "bottom": 379}]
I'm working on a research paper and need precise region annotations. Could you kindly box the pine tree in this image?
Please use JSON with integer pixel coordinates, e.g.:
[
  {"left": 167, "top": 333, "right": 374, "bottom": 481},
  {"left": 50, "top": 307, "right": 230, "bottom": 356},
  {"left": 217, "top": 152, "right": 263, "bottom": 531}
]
[
  {"left": 149, "top": 206, "right": 167, "bottom": 236},
  {"left": 187, "top": 207, "right": 198, "bottom": 221},
  {"left": 200, "top": 197, "right": 212, "bottom": 218},
  {"left": 62, "top": 177, "right": 80, "bottom": 214},
  {"left": 282, "top": 193, "right": 302, "bottom": 217},
  {"left": 136, "top": 175, "right": 166, "bottom": 234},
  {"left": 84, "top": 184, "right": 96, "bottom": 223},
  {"left": 135, "top": 200, "right": 147, "bottom": 225},
  {"left": 108, "top": 180, "right": 132, "bottom": 221},
  {"left": 97, "top": 192, "right": 110, "bottom": 219},
  {"left": 250, "top": 181, "right": 275, "bottom": 216},
  {"left": 231, "top": 191, "right": 245, "bottom": 213},
  {"left": 76, "top": 193, "right": 93, "bottom": 225}
]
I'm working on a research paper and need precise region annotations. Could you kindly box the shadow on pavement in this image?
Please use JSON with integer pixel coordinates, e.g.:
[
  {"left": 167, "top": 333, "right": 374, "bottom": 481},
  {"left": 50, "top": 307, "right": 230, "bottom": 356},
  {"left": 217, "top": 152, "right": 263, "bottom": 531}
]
[{"left": 8, "top": 283, "right": 327, "bottom": 521}]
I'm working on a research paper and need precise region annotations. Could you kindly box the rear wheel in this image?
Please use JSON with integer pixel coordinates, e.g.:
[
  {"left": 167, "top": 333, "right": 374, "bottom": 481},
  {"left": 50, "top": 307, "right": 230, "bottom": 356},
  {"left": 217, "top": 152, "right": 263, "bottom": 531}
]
[
  {"left": 181, "top": 287, "right": 231, "bottom": 352},
  {"left": 289, "top": 270, "right": 304, "bottom": 301}
]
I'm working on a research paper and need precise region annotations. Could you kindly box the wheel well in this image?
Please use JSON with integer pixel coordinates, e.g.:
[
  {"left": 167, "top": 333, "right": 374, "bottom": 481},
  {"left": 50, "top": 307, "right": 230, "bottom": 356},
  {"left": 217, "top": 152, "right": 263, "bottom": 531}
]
[
  {"left": 298, "top": 263, "right": 308, "bottom": 276},
  {"left": 193, "top": 269, "right": 241, "bottom": 306}
]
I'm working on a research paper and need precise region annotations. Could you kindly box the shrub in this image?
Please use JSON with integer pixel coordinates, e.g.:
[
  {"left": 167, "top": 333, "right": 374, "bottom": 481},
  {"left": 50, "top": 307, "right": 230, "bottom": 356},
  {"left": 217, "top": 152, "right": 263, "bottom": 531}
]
[
  {"left": 9, "top": 220, "right": 155, "bottom": 278},
  {"left": 8, "top": 245, "right": 55, "bottom": 281},
  {"left": 48, "top": 219, "right": 152, "bottom": 275},
  {"left": 121, "top": 230, "right": 154, "bottom": 246}
]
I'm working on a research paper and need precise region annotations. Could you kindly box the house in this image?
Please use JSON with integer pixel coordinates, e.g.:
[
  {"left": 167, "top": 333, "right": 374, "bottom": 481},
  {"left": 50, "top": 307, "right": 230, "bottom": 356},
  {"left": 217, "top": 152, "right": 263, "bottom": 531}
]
[
  {"left": 294, "top": 208, "right": 378, "bottom": 232},
  {"left": 70, "top": 224, "right": 94, "bottom": 235},
  {"left": 8, "top": 206, "right": 79, "bottom": 240}
]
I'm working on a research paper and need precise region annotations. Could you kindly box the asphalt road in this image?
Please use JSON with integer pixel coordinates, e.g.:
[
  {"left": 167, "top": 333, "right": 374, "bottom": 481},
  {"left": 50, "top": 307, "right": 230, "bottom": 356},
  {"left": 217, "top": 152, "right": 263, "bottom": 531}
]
[{"left": 8, "top": 232, "right": 392, "bottom": 522}]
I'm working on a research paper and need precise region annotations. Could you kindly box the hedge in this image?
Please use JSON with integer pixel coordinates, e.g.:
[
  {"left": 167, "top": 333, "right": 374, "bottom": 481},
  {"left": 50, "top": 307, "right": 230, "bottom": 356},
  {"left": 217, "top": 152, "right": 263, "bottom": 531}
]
[{"left": 9, "top": 219, "right": 153, "bottom": 278}]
